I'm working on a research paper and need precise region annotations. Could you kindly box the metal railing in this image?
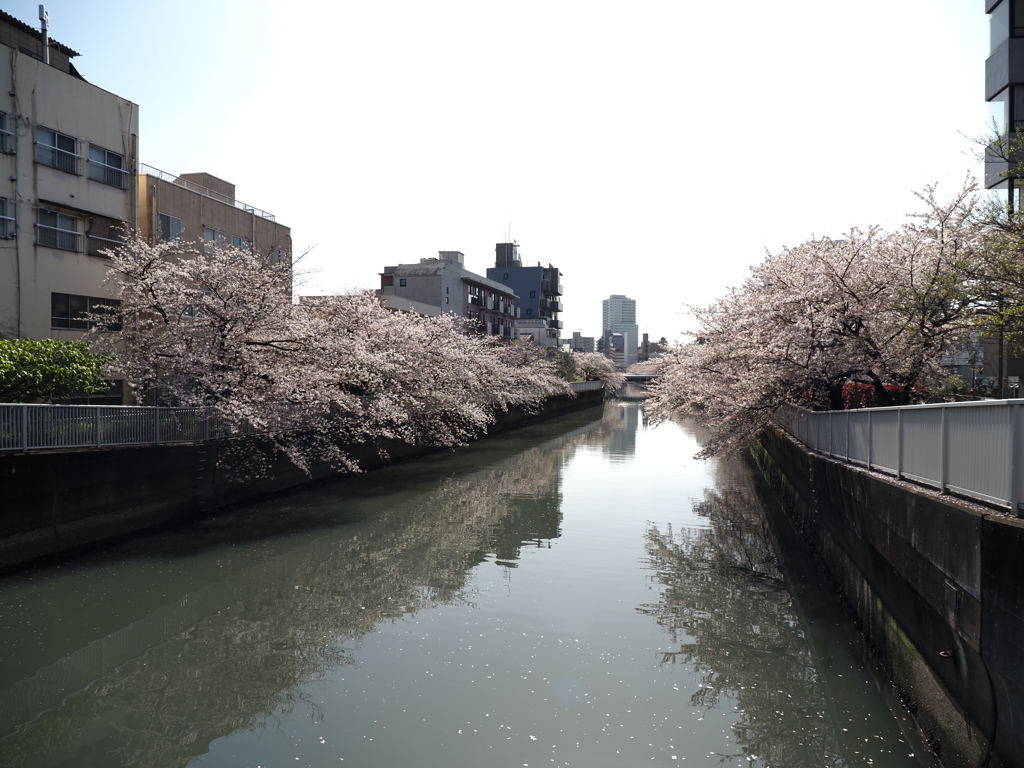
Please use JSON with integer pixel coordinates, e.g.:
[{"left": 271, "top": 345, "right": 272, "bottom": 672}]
[
  {"left": 87, "top": 159, "right": 127, "bottom": 188},
  {"left": 36, "top": 224, "right": 81, "bottom": 252},
  {"left": 775, "top": 400, "right": 1024, "bottom": 515},
  {"left": 35, "top": 143, "right": 80, "bottom": 174},
  {"left": 0, "top": 404, "right": 262, "bottom": 452},
  {"left": 138, "top": 163, "right": 276, "bottom": 221},
  {"left": 87, "top": 233, "right": 124, "bottom": 257},
  {"left": 1, "top": 387, "right": 599, "bottom": 451},
  {"left": 0, "top": 126, "right": 14, "bottom": 154}
]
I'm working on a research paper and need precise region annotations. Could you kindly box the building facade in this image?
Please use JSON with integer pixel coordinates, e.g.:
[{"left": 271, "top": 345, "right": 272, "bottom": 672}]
[
  {"left": 0, "top": 10, "right": 138, "bottom": 351},
  {"left": 570, "top": 331, "right": 595, "bottom": 353},
  {"left": 137, "top": 166, "right": 291, "bottom": 270},
  {"left": 486, "top": 242, "right": 563, "bottom": 348},
  {"left": 379, "top": 251, "right": 520, "bottom": 337},
  {"left": 985, "top": 0, "right": 1024, "bottom": 207},
  {"left": 602, "top": 294, "right": 638, "bottom": 368}
]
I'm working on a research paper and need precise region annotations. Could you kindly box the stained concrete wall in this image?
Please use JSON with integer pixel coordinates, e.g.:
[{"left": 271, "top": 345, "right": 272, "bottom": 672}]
[
  {"left": 757, "top": 426, "right": 1024, "bottom": 768},
  {"left": 0, "top": 389, "right": 603, "bottom": 574}
]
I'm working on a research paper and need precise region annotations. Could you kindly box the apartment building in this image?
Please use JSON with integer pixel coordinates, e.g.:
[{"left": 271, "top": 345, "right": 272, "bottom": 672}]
[
  {"left": 486, "top": 242, "right": 563, "bottom": 349},
  {"left": 0, "top": 10, "right": 138, "bottom": 355},
  {"left": 137, "top": 166, "right": 291, "bottom": 271},
  {"left": 379, "top": 251, "right": 520, "bottom": 337},
  {"left": 986, "top": 0, "right": 1024, "bottom": 207},
  {"left": 570, "top": 331, "right": 595, "bottom": 353}
]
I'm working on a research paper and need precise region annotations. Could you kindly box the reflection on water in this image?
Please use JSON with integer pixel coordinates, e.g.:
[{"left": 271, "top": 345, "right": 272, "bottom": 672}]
[
  {"left": 641, "top": 454, "right": 922, "bottom": 767},
  {"left": 0, "top": 403, "right": 926, "bottom": 767}
]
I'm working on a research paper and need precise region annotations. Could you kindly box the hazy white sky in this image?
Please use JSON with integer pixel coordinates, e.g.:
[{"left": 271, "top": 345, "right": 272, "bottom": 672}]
[{"left": 12, "top": 0, "right": 990, "bottom": 342}]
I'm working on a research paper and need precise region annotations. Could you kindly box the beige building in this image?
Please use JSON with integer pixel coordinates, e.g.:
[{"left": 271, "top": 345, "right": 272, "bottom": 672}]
[
  {"left": 137, "top": 167, "right": 291, "bottom": 269},
  {"left": 0, "top": 10, "right": 139, "bottom": 359}
]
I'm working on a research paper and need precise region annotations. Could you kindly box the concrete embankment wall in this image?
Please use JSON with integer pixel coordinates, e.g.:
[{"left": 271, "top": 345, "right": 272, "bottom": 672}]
[
  {"left": 0, "top": 389, "right": 604, "bottom": 574},
  {"left": 757, "top": 427, "right": 1024, "bottom": 768}
]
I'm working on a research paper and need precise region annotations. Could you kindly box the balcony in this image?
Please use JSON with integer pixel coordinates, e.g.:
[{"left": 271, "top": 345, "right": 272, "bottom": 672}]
[
  {"left": 87, "top": 233, "right": 125, "bottom": 258},
  {"left": 541, "top": 280, "right": 562, "bottom": 296},
  {"left": 0, "top": 125, "right": 13, "bottom": 155},
  {"left": 548, "top": 318, "right": 563, "bottom": 330},
  {"left": 88, "top": 159, "right": 128, "bottom": 189},
  {"left": 37, "top": 223, "right": 81, "bottom": 252},
  {"left": 36, "top": 143, "right": 80, "bottom": 175}
]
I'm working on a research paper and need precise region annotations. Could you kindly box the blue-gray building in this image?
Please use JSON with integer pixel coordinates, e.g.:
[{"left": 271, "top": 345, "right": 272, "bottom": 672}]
[
  {"left": 486, "top": 242, "right": 563, "bottom": 348},
  {"left": 986, "top": 0, "right": 1024, "bottom": 207}
]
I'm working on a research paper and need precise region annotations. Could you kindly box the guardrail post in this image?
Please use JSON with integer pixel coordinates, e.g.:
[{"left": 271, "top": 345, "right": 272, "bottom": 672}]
[
  {"left": 20, "top": 404, "right": 27, "bottom": 452},
  {"left": 1012, "top": 403, "right": 1021, "bottom": 516},
  {"left": 95, "top": 407, "right": 101, "bottom": 448},
  {"left": 867, "top": 411, "right": 873, "bottom": 470},
  {"left": 845, "top": 410, "right": 850, "bottom": 461},
  {"left": 155, "top": 406, "right": 161, "bottom": 444},
  {"left": 939, "top": 405, "right": 947, "bottom": 494},
  {"left": 896, "top": 409, "right": 903, "bottom": 480}
]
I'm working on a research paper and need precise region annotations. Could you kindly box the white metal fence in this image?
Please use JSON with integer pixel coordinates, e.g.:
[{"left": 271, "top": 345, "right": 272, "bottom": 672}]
[
  {"left": 775, "top": 400, "right": 1024, "bottom": 515},
  {"left": 0, "top": 404, "right": 256, "bottom": 452},
  {"left": 2, "top": 388, "right": 601, "bottom": 453}
]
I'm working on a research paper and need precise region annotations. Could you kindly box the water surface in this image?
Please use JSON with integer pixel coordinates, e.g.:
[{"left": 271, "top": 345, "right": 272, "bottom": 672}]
[{"left": 0, "top": 402, "right": 927, "bottom": 767}]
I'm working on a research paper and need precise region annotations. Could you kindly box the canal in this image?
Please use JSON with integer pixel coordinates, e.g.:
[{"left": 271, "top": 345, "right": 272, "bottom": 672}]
[{"left": 0, "top": 402, "right": 930, "bottom": 767}]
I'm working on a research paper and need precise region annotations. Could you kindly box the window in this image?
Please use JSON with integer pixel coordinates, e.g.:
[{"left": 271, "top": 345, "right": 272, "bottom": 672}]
[
  {"left": 993, "top": 0, "right": 1010, "bottom": 52},
  {"left": 36, "top": 127, "right": 79, "bottom": 174},
  {"left": 86, "top": 214, "right": 125, "bottom": 257},
  {"left": 232, "top": 235, "right": 252, "bottom": 253},
  {"left": 37, "top": 208, "right": 80, "bottom": 251},
  {"left": 55, "top": 379, "right": 124, "bottom": 405},
  {"left": 87, "top": 145, "right": 126, "bottom": 188},
  {"left": 204, "top": 227, "right": 225, "bottom": 254},
  {"left": 0, "top": 198, "right": 13, "bottom": 238},
  {"left": 445, "top": 297, "right": 449, "bottom": 304},
  {"left": 0, "top": 112, "right": 13, "bottom": 155},
  {"left": 526, "top": 308, "right": 532, "bottom": 315},
  {"left": 51, "top": 292, "right": 121, "bottom": 331},
  {"left": 157, "top": 213, "right": 182, "bottom": 242},
  {"left": 271, "top": 248, "right": 287, "bottom": 266},
  {"left": 503, "top": 272, "right": 509, "bottom": 280},
  {"left": 530, "top": 290, "right": 536, "bottom": 298},
  {"left": 399, "top": 278, "right": 407, "bottom": 287}
]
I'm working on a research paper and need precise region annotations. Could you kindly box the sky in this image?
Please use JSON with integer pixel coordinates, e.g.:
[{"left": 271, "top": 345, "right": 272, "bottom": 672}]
[{"left": 9, "top": 0, "right": 991, "bottom": 343}]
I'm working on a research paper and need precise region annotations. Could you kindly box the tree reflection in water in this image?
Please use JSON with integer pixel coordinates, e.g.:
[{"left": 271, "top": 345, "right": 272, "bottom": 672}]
[
  {"left": 640, "top": 458, "right": 847, "bottom": 767},
  {"left": 0, "top": 413, "right": 604, "bottom": 768}
]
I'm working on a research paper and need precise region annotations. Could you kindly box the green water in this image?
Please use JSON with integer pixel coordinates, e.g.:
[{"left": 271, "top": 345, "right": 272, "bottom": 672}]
[{"left": 0, "top": 402, "right": 927, "bottom": 767}]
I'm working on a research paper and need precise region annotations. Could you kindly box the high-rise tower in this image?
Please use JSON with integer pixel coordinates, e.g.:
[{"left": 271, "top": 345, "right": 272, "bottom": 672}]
[{"left": 602, "top": 295, "right": 638, "bottom": 368}]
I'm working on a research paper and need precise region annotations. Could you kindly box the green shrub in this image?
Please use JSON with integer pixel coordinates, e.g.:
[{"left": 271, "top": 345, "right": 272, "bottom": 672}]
[{"left": 0, "top": 339, "right": 114, "bottom": 403}]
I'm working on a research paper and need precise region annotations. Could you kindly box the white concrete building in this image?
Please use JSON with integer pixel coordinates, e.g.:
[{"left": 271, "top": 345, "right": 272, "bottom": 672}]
[
  {"left": 378, "top": 251, "right": 520, "bottom": 337},
  {"left": 0, "top": 10, "right": 138, "bottom": 363}
]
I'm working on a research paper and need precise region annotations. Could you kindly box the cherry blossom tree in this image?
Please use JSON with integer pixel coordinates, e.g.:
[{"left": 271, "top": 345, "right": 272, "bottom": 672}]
[
  {"left": 571, "top": 351, "right": 626, "bottom": 390},
  {"left": 87, "top": 237, "right": 570, "bottom": 476},
  {"left": 649, "top": 182, "right": 982, "bottom": 457}
]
